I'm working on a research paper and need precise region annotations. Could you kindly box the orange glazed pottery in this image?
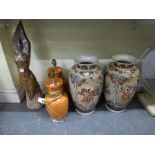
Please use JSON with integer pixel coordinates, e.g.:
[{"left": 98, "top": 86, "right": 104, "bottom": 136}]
[
  {"left": 38, "top": 78, "right": 69, "bottom": 122},
  {"left": 47, "top": 59, "right": 68, "bottom": 91},
  {"left": 48, "top": 59, "right": 63, "bottom": 78},
  {"left": 48, "top": 66, "right": 62, "bottom": 78}
]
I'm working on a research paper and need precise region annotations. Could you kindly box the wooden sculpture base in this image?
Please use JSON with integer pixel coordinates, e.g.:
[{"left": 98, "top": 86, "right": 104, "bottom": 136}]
[{"left": 26, "top": 88, "right": 43, "bottom": 110}]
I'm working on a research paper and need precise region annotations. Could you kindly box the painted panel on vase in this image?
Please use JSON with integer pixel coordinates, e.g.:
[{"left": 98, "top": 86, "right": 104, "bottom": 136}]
[{"left": 105, "top": 72, "right": 138, "bottom": 108}]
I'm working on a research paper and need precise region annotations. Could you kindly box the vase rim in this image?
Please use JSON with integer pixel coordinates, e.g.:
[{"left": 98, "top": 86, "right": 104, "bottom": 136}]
[
  {"left": 75, "top": 55, "right": 99, "bottom": 64},
  {"left": 112, "top": 54, "right": 138, "bottom": 64}
]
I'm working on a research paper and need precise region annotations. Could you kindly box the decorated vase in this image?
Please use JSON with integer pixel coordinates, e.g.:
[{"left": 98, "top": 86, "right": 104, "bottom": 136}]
[
  {"left": 69, "top": 55, "right": 103, "bottom": 115},
  {"left": 38, "top": 77, "right": 69, "bottom": 122},
  {"left": 104, "top": 54, "right": 140, "bottom": 112}
]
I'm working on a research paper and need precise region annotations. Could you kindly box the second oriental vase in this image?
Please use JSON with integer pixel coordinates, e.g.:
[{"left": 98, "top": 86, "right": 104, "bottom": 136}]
[{"left": 104, "top": 54, "right": 140, "bottom": 112}]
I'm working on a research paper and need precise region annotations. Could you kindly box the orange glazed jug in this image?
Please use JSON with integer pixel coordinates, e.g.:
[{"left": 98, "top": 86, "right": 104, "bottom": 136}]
[{"left": 38, "top": 77, "right": 69, "bottom": 122}]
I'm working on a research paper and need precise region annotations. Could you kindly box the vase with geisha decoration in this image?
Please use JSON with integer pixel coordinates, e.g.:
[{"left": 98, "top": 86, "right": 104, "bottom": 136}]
[
  {"left": 104, "top": 54, "right": 140, "bottom": 112},
  {"left": 38, "top": 70, "right": 69, "bottom": 122},
  {"left": 69, "top": 55, "right": 103, "bottom": 115}
]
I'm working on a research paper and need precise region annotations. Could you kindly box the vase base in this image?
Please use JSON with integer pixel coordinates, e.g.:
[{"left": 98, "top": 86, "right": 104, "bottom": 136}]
[
  {"left": 50, "top": 117, "right": 65, "bottom": 123},
  {"left": 105, "top": 103, "right": 126, "bottom": 113},
  {"left": 76, "top": 109, "right": 95, "bottom": 115}
]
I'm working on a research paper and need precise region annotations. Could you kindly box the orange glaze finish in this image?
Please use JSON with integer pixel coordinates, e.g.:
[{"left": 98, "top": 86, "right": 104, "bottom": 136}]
[
  {"left": 45, "top": 78, "right": 63, "bottom": 92},
  {"left": 48, "top": 66, "right": 62, "bottom": 78},
  {"left": 45, "top": 92, "right": 69, "bottom": 121},
  {"left": 44, "top": 77, "right": 69, "bottom": 121},
  {"left": 47, "top": 66, "right": 68, "bottom": 92}
]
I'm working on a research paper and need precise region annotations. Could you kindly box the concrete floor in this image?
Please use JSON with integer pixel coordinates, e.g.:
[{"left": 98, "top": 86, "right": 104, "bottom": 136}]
[{"left": 0, "top": 97, "right": 155, "bottom": 135}]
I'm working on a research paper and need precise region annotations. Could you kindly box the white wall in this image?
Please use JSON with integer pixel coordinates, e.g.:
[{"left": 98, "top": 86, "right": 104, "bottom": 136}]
[
  {"left": 11, "top": 20, "right": 150, "bottom": 59},
  {"left": 0, "top": 23, "right": 24, "bottom": 103},
  {"left": 0, "top": 42, "right": 15, "bottom": 91}
]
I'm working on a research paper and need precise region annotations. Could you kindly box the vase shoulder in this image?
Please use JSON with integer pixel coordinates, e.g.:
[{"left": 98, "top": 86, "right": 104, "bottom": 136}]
[{"left": 107, "top": 62, "right": 140, "bottom": 78}]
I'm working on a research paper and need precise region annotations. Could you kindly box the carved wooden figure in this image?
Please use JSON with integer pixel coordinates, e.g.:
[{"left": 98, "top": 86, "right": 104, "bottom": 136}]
[{"left": 12, "top": 21, "right": 42, "bottom": 110}]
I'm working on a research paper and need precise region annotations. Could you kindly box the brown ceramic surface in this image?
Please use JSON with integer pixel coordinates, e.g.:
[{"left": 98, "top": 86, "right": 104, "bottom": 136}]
[
  {"left": 48, "top": 67, "right": 62, "bottom": 78},
  {"left": 48, "top": 66, "right": 68, "bottom": 92},
  {"left": 44, "top": 77, "right": 69, "bottom": 121},
  {"left": 44, "top": 78, "right": 63, "bottom": 92},
  {"left": 45, "top": 92, "right": 69, "bottom": 121}
]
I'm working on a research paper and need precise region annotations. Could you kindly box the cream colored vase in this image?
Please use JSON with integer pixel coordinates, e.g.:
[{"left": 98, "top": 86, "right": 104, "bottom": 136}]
[
  {"left": 69, "top": 56, "right": 103, "bottom": 115},
  {"left": 104, "top": 54, "right": 140, "bottom": 112}
]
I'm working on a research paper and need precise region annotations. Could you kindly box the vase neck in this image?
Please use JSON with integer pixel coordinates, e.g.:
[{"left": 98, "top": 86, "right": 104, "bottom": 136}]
[
  {"left": 76, "top": 63, "right": 97, "bottom": 71},
  {"left": 113, "top": 61, "right": 135, "bottom": 69}
]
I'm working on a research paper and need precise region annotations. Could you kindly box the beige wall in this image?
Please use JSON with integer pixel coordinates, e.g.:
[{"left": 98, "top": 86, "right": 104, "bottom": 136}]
[
  {"left": 0, "top": 41, "right": 16, "bottom": 91},
  {"left": 0, "top": 23, "right": 20, "bottom": 92},
  {"left": 1, "top": 19, "right": 155, "bottom": 92},
  {"left": 11, "top": 19, "right": 152, "bottom": 59}
]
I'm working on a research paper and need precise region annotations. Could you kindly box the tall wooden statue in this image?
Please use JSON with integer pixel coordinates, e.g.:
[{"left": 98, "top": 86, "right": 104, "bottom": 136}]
[{"left": 12, "top": 21, "right": 42, "bottom": 110}]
